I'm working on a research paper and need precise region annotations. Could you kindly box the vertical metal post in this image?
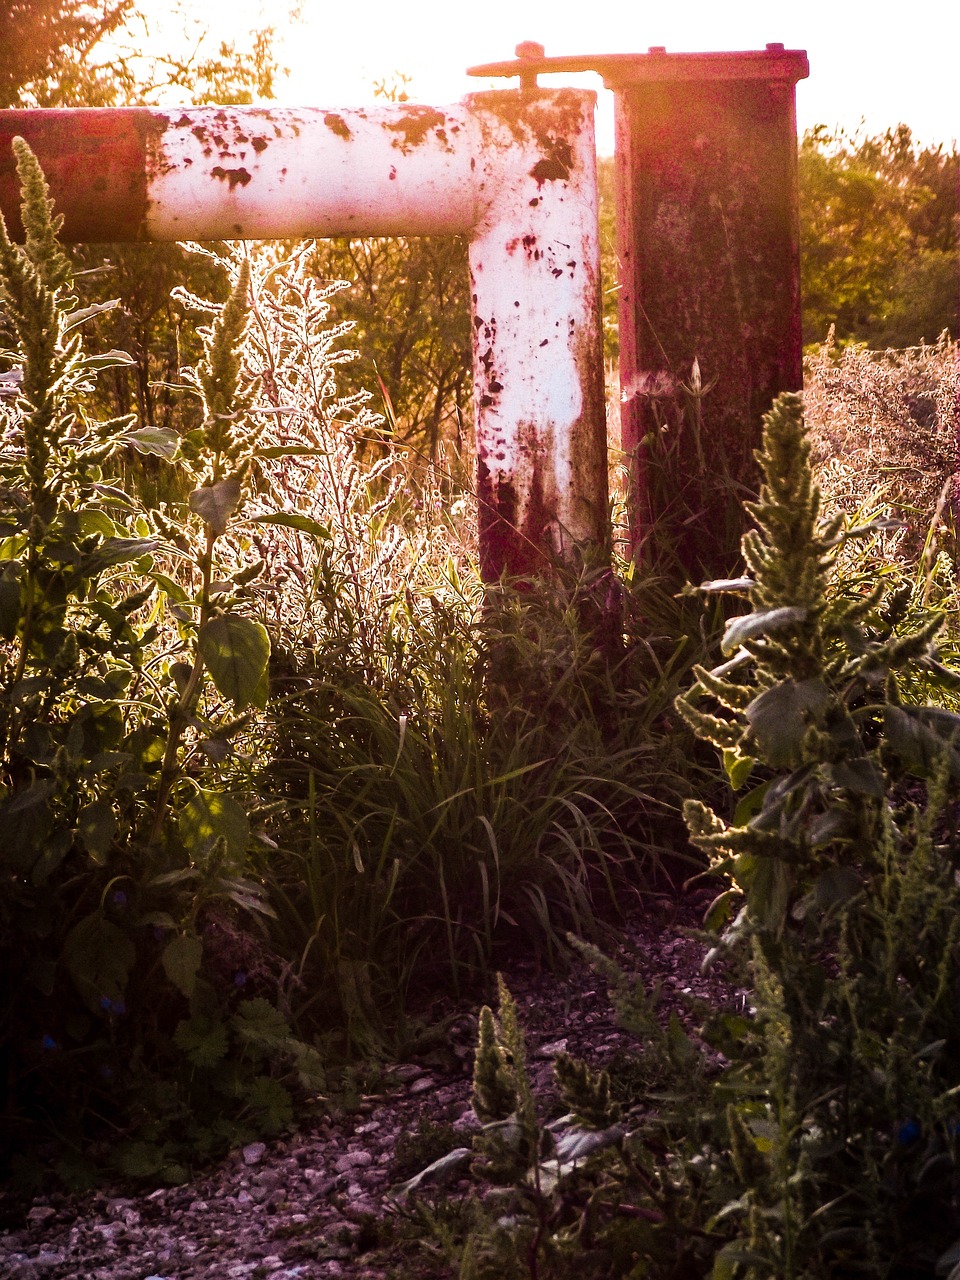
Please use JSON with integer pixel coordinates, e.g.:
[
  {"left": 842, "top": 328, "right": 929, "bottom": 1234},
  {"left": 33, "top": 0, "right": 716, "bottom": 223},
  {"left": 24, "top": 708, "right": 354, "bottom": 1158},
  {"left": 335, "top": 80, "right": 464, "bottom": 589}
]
[
  {"left": 466, "top": 90, "right": 607, "bottom": 581},
  {"left": 607, "top": 47, "right": 809, "bottom": 582}
]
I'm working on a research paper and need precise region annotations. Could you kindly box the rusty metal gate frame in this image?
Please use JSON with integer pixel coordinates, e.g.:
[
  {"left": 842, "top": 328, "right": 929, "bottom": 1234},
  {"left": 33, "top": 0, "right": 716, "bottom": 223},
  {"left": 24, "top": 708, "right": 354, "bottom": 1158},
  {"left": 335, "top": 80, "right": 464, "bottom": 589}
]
[{"left": 0, "top": 91, "right": 608, "bottom": 583}]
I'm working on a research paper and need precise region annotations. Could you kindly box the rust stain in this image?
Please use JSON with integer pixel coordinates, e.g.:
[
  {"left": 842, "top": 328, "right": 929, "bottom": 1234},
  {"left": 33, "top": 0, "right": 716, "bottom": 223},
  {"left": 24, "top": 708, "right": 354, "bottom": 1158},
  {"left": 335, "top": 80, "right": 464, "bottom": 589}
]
[
  {"left": 384, "top": 106, "right": 449, "bottom": 154},
  {"left": 324, "top": 112, "right": 352, "bottom": 141},
  {"left": 0, "top": 108, "right": 162, "bottom": 242},
  {"left": 477, "top": 440, "right": 556, "bottom": 582},
  {"left": 210, "top": 165, "right": 252, "bottom": 191},
  {"left": 530, "top": 138, "right": 573, "bottom": 186}
]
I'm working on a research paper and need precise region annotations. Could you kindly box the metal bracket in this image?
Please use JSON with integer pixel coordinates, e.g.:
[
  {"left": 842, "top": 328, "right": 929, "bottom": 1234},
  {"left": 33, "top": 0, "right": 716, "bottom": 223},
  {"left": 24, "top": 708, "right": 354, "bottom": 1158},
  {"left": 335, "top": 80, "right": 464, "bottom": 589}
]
[{"left": 469, "top": 42, "right": 809, "bottom": 89}]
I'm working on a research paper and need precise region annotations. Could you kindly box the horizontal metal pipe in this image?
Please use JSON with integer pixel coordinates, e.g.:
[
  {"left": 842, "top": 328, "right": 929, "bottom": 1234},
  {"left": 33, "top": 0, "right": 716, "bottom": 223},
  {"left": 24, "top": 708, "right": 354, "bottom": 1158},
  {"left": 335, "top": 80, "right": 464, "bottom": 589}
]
[{"left": 0, "top": 104, "right": 479, "bottom": 241}]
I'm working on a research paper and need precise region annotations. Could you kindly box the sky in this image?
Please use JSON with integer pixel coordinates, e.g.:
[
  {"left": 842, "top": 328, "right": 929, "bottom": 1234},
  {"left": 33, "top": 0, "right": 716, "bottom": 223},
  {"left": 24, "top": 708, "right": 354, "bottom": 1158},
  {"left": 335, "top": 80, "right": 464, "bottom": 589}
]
[
  {"left": 126, "top": 0, "right": 957, "bottom": 153},
  {"left": 263, "top": 0, "right": 958, "bottom": 153}
]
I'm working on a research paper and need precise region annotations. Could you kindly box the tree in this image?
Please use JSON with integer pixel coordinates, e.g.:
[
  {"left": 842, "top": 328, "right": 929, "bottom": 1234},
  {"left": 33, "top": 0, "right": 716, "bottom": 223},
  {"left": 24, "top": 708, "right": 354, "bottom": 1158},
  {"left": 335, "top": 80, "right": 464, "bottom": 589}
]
[
  {"left": 0, "top": 0, "right": 133, "bottom": 108},
  {"left": 799, "top": 125, "right": 959, "bottom": 347}
]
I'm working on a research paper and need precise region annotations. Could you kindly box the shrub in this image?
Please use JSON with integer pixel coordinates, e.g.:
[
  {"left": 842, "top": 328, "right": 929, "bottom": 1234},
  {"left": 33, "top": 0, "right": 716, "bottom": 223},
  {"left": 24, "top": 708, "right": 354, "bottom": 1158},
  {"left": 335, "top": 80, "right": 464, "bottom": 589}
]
[{"left": 0, "top": 141, "right": 321, "bottom": 1191}]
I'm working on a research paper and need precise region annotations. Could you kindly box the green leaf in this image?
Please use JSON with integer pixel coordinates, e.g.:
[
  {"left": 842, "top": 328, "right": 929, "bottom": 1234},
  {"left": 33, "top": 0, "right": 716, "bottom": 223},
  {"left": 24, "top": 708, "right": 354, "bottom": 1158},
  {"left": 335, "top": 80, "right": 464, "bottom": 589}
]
[
  {"left": 77, "top": 509, "right": 120, "bottom": 537},
  {"left": 748, "top": 856, "right": 792, "bottom": 936},
  {"left": 162, "top": 933, "right": 203, "bottom": 999},
  {"left": 77, "top": 797, "right": 116, "bottom": 862},
  {"left": 178, "top": 789, "right": 250, "bottom": 863},
  {"left": 721, "top": 607, "right": 807, "bottom": 654},
  {"left": 814, "top": 865, "right": 862, "bottom": 911},
  {"left": 149, "top": 571, "right": 189, "bottom": 604},
  {"left": 231, "top": 997, "right": 290, "bottom": 1049},
  {"left": 885, "top": 705, "right": 960, "bottom": 779},
  {"left": 199, "top": 615, "right": 270, "bottom": 710},
  {"left": 746, "top": 678, "right": 830, "bottom": 768},
  {"left": 174, "top": 1015, "right": 230, "bottom": 1069},
  {"left": 189, "top": 473, "right": 243, "bottom": 535},
  {"left": 829, "top": 757, "right": 884, "bottom": 796},
  {"left": 80, "top": 536, "right": 158, "bottom": 574},
  {"left": 61, "top": 298, "right": 120, "bottom": 332},
  {"left": 122, "top": 426, "right": 181, "bottom": 459},
  {"left": 249, "top": 512, "right": 330, "bottom": 539},
  {"left": 723, "top": 748, "right": 755, "bottom": 790},
  {"left": 243, "top": 1076, "right": 293, "bottom": 1133},
  {"left": 77, "top": 349, "right": 137, "bottom": 371},
  {"left": 117, "top": 1142, "right": 164, "bottom": 1179},
  {"left": 63, "top": 914, "right": 135, "bottom": 1011}
]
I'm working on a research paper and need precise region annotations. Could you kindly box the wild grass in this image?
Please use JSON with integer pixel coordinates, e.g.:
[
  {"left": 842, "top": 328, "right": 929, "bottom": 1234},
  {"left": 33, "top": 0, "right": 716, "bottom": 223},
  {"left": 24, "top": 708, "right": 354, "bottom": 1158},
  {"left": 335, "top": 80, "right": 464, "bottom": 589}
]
[{"left": 163, "top": 242, "right": 708, "bottom": 1054}]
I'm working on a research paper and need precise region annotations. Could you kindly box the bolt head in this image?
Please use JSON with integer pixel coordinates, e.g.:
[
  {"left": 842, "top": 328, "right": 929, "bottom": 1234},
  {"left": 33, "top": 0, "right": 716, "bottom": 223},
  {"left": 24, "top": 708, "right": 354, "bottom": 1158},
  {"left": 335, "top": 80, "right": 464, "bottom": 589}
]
[{"left": 515, "top": 41, "right": 545, "bottom": 60}]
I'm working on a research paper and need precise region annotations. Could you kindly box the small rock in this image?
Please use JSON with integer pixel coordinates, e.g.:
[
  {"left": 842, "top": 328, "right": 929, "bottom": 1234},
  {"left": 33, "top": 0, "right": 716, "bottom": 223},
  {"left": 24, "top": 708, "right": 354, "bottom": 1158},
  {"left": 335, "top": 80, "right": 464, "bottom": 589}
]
[
  {"left": 26, "top": 1207, "right": 56, "bottom": 1225},
  {"left": 334, "top": 1150, "right": 373, "bottom": 1173},
  {"left": 537, "top": 1038, "right": 569, "bottom": 1058},
  {"left": 242, "top": 1141, "right": 267, "bottom": 1165},
  {"left": 408, "top": 1075, "right": 436, "bottom": 1095},
  {"left": 388, "top": 1063, "right": 424, "bottom": 1082},
  {"left": 5, "top": 1259, "right": 38, "bottom": 1280}
]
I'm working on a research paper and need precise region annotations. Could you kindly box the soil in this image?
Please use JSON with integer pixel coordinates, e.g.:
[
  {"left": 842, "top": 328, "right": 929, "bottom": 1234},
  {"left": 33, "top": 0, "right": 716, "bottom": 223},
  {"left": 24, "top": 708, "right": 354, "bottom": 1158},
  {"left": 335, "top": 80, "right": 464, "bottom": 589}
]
[{"left": 0, "top": 889, "right": 738, "bottom": 1280}]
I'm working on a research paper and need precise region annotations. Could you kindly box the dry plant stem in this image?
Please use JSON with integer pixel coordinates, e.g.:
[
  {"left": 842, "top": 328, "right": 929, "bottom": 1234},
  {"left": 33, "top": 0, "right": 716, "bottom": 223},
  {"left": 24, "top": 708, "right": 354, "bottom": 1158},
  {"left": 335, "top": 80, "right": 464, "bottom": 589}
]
[{"left": 147, "top": 524, "right": 216, "bottom": 846}]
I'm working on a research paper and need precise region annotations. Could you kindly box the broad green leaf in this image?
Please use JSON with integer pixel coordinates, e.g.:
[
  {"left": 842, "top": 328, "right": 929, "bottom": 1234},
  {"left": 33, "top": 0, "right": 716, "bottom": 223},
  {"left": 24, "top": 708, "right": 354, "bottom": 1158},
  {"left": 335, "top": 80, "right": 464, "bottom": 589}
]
[
  {"left": 178, "top": 789, "right": 250, "bottom": 862},
  {"left": 199, "top": 614, "right": 270, "bottom": 710},
  {"left": 746, "top": 678, "right": 829, "bottom": 768},
  {"left": 149, "top": 571, "right": 189, "bottom": 604},
  {"left": 189, "top": 473, "right": 243, "bottom": 535},
  {"left": 161, "top": 933, "right": 203, "bottom": 999},
  {"left": 814, "top": 865, "right": 862, "bottom": 911},
  {"left": 249, "top": 512, "right": 330, "bottom": 539},
  {"left": 829, "top": 757, "right": 884, "bottom": 796},
  {"left": 807, "top": 807, "right": 851, "bottom": 846},
  {"left": 734, "top": 778, "right": 772, "bottom": 827},
  {"left": 704, "top": 888, "right": 740, "bottom": 933},
  {"left": 232, "top": 997, "right": 290, "bottom": 1048},
  {"left": 721, "top": 606, "right": 807, "bottom": 654},
  {"left": 30, "top": 827, "right": 72, "bottom": 886},
  {"left": 63, "top": 914, "right": 135, "bottom": 1011},
  {"left": 76, "top": 510, "right": 119, "bottom": 537},
  {"left": 885, "top": 705, "right": 960, "bottom": 780},
  {"left": 0, "top": 535, "right": 27, "bottom": 560},
  {"left": 80, "top": 536, "right": 158, "bottom": 575},
  {"left": 122, "top": 426, "right": 181, "bottom": 459},
  {"left": 748, "top": 855, "right": 791, "bottom": 936},
  {"left": 173, "top": 1015, "right": 230, "bottom": 1069},
  {"left": 723, "top": 748, "right": 754, "bottom": 790},
  {"left": 77, "top": 797, "right": 116, "bottom": 862}
]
